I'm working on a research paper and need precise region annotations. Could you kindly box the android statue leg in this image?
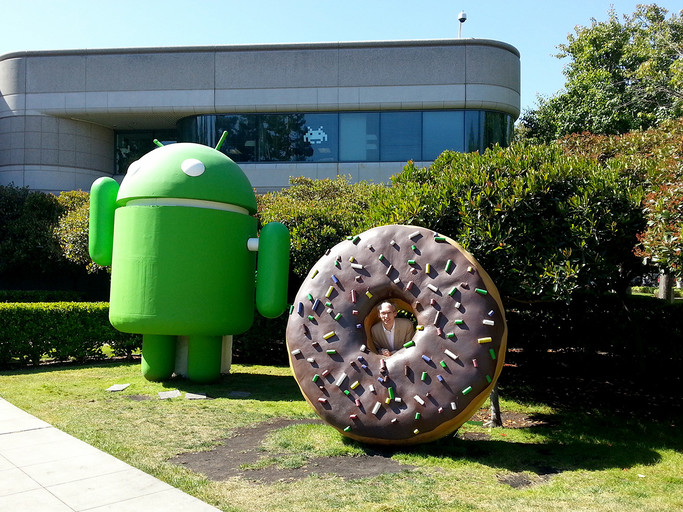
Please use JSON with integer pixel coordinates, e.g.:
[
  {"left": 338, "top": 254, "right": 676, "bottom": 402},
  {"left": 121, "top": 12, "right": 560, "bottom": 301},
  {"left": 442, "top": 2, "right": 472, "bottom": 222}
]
[
  {"left": 141, "top": 334, "right": 177, "bottom": 381},
  {"left": 187, "top": 335, "right": 223, "bottom": 383}
]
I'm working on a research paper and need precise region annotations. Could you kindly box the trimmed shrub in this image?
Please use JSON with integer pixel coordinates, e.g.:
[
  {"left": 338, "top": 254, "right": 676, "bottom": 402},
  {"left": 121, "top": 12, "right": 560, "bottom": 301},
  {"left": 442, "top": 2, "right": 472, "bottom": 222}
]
[
  {"left": 556, "top": 119, "right": 683, "bottom": 278},
  {"left": 258, "top": 175, "right": 383, "bottom": 294},
  {"left": 362, "top": 144, "right": 645, "bottom": 302},
  {"left": 0, "top": 302, "right": 140, "bottom": 365},
  {"left": 54, "top": 190, "right": 105, "bottom": 273},
  {"left": 506, "top": 293, "right": 683, "bottom": 367}
]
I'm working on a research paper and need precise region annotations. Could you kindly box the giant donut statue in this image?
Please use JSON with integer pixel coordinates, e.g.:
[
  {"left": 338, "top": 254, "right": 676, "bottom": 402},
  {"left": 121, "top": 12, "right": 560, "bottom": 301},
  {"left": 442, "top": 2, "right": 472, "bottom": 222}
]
[{"left": 286, "top": 225, "right": 507, "bottom": 445}]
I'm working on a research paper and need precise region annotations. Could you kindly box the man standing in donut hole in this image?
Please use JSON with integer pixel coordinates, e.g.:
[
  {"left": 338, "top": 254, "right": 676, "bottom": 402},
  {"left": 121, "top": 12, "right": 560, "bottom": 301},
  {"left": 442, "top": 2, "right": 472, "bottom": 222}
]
[{"left": 371, "top": 301, "right": 415, "bottom": 356}]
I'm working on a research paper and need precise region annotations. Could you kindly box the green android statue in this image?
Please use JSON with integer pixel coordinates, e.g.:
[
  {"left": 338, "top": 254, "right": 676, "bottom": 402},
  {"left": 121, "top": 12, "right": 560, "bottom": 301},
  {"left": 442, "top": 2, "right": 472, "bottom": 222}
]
[{"left": 89, "top": 135, "right": 289, "bottom": 383}]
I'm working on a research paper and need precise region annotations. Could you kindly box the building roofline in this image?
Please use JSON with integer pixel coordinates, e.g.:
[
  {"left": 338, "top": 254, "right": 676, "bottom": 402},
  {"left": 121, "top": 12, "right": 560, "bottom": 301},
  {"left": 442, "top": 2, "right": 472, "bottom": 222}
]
[{"left": 0, "top": 38, "right": 519, "bottom": 62}]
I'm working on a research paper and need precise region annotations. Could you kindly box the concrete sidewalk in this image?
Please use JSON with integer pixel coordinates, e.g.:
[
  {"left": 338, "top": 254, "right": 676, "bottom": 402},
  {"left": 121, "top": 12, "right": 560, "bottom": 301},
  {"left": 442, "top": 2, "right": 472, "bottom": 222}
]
[{"left": 0, "top": 397, "right": 220, "bottom": 511}]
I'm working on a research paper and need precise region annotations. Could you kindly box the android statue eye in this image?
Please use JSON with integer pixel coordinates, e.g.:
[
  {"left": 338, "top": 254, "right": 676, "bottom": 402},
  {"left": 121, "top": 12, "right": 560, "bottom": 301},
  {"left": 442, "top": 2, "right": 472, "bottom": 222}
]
[{"left": 181, "top": 158, "right": 205, "bottom": 177}]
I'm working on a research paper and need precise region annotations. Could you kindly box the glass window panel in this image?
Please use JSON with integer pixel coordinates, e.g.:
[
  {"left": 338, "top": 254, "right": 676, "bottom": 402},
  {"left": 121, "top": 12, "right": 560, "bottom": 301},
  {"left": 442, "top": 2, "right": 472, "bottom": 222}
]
[
  {"left": 464, "top": 110, "right": 483, "bottom": 153},
  {"left": 215, "top": 115, "right": 258, "bottom": 162},
  {"left": 484, "top": 111, "right": 510, "bottom": 149},
  {"left": 259, "top": 113, "right": 338, "bottom": 162},
  {"left": 340, "top": 113, "right": 379, "bottom": 162},
  {"left": 174, "top": 110, "right": 513, "bottom": 166},
  {"left": 177, "top": 116, "right": 216, "bottom": 146},
  {"left": 301, "top": 114, "right": 338, "bottom": 162},
  {"left": 177, "top": 118, "right": 198, "bottom": 144},
  {"left": 115, "top": 130, "right": 176, "bottom": 174},
  {"left": 422, "top": 111, "right": 464, "bottom": 159},
  {"left": 380, "top": 112, "right": 422, "bottom": 161},
  {"left": 259, "top": 114, "right": 300, "bottom": 162}
]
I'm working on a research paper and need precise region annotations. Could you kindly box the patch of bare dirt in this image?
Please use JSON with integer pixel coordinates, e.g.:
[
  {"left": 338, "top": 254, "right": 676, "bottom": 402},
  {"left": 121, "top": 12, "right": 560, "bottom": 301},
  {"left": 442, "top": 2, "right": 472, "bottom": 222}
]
[
  {"left": 468, "top": 409, "right": 553, "bottom": 429},
  {"left": 497, "top": 471, "right": 555, "bottom": 489},
  {"left": 171, "top": 419, "right": 416, "bottom": 483},
  {"left": 172, "top": 409, "right": 550, "bottom": 483},
  {"left": 455, "top": 409, "right": 550, "bottom": 441}
]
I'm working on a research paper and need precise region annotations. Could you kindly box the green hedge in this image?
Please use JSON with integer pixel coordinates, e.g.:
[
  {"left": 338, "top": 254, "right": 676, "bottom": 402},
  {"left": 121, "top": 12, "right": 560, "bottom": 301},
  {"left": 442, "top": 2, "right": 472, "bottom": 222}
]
[
  {"left": 231, "top": 293, "right": 683, "bottom": 368},
  {"left": 0, "top": 302, "right": 140, "bottom": 366},
  {"left": 506, "top": 294, "right": 683, "bottom": 365},
  {"left": 258, "top": 176, "right": 382, "bottom": 289},
  {"left": 1, "top": 296, "right": 679, "bottom": 370},
  {"left": 0, "top": 301, "right": 290, "bottom": 368},
  {"left": 0, "top": 184, "right": 65, "bottom": 278},
  {"left": 233, "top": 294, "right": 683, "bottom": 371},
  {"left": 232, "top": 293, "right": 683, "bottom": 368}
]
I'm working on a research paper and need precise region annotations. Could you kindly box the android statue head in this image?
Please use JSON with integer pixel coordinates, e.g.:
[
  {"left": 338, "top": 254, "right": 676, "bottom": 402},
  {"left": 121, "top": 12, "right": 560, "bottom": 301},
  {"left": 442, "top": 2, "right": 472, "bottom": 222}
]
[
  {"left": 89, "top": 135, "right": 289, "bottom": 383},
  {"left": 116, "top": 139, "right": 257, "bottom": 212}
]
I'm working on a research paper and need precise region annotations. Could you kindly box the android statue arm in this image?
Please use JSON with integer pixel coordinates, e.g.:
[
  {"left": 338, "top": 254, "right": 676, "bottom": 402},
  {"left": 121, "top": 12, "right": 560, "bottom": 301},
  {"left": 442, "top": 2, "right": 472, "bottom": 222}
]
[
  {"left": 251, "top": 221, "right": 290, "bottom": 318},
  {"left": 89, "top": 177, "right": 120, "bottom": 266}
]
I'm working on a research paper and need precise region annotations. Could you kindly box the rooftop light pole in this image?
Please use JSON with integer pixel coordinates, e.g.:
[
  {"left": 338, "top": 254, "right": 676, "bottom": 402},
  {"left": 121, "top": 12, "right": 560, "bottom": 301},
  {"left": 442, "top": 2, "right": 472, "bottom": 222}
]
[{"left": 458, "top": 11, "right": 467, "bottom": 38}]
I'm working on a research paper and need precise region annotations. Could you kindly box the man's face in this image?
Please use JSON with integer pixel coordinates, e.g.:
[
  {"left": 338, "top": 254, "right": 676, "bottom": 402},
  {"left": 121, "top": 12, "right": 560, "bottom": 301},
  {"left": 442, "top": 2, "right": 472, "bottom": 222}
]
[{"left": 379, "top": 304, "right": 397, "bottom": 327}]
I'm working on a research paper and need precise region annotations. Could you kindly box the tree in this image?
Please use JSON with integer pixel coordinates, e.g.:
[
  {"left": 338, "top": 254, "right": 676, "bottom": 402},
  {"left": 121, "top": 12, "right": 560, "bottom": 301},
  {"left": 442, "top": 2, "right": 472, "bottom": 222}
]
[
  {"left": 0, "top": 185, "right": 65, "bottom": 280},
  {"left": 520, "top": 4, "right": 683, "bottom": 143},
  {"left": 54, "top": 190, "right": 106, "bottom": 274},
  {"left": 258, "top": 176, "right": 381, "bottom": 291},
  {"left": 557, "top": 118, "right": 683, "bottom": 301},
  {"left": 634, "top": 166, "right": 683, "bottom": 302}
]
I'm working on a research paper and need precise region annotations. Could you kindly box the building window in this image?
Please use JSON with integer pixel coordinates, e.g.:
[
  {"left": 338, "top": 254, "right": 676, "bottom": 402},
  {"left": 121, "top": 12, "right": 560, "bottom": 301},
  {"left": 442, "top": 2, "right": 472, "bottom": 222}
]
[
  {"left": 464, "top": 111, "right": 483, "bottom": 153},
  {"left": 260, "top": 114, "right": 311, "bottom": 162},
  {"left": 301, "top": 114, "right": 339, "bottom": 162},
  {"left": 380, "top": 112, "right": 422, "bottom": 162},
  {"left": 423, "top": 111, "right": 465, "bottom": 159},
  {"left": 483, "top": 111, "right": 514, "bottom": 149},
  {"left": 175, "top": 110, "right": 513, "bottom": 169},
  {"left": 115, "top": 130, "right": 176, "bottom": 174},
  {"left": 258, "top": 113, "right": 338, "bottom": 162},
  {"left": 215, "top": 115, "right": 258, "bottom": 162},
  {"left": 340, "top": 113, "right": 380, "bottom": 162}
]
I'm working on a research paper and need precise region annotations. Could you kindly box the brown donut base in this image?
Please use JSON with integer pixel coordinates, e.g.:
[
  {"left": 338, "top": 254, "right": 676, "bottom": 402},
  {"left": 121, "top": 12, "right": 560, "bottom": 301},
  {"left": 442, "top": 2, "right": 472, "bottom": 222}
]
[{"left": 286, "top": 225, "right": 507, "bottom": 445}]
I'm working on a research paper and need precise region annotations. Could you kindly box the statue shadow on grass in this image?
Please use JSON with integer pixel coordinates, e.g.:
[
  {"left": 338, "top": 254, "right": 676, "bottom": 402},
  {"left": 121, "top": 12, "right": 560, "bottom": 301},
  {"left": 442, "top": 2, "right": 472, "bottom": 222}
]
[
  {"left": 162, "top": 365, "right": 303, "bottom": 402},
  {"left": 5, "top": 360, "right": 672, "bottom": 476},
  {"left": 351, "top": 406, "right": 677, "bottom": 476},
  {"left": 166, "top": 369, "right": 658, "bottom": 476},
  {"left": 395, "top": 436, "right": 660, "bottom": 475}
]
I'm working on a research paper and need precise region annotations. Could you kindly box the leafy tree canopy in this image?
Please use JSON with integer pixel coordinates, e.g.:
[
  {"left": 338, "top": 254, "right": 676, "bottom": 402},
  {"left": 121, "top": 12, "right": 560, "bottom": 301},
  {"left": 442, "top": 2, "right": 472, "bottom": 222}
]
[
  {"left": 520, "top": 4, "right": 683, "bottom": 143},
  {"left": 0, "top": 184, "right": 64, "bottom": 277},
  {"left": 557, "top": 117, "right": 683, "bottom": 277},
  {"left": 54, "top": 190, "right": 106, "bottom": 274}
]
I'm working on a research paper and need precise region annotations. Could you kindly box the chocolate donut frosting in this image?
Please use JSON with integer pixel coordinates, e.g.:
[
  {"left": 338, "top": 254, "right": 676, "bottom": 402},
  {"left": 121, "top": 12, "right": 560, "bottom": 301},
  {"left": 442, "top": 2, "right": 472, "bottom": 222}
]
[{"left": 286, "top": 225, "right": 507, "bottom": 445}]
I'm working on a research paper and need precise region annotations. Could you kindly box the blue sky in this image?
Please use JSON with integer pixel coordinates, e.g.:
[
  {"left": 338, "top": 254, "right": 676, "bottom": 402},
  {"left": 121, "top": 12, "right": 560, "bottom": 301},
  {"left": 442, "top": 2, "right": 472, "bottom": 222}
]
[{"left": 1, "top": 1, "right": 680, "bottom": 115}]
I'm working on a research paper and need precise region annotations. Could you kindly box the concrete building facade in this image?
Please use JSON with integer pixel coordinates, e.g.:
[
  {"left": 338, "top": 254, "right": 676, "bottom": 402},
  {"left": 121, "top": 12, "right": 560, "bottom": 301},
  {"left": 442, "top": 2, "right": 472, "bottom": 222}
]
[{"left": 0, "top": 39, "right": 520, "bottom": 193}]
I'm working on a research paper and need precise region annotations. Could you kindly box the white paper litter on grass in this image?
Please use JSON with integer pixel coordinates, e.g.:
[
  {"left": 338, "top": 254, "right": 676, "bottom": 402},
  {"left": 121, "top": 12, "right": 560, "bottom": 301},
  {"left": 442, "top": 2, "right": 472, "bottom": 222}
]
[
  {"left": 184, "top": 392, "right": 208, "bottom": 400},
  {"left": 158, "top": 390, "right": 182, "bottom": 399},
  {"left": 106, "top": 384, "right": 130, "bottom": 392}
]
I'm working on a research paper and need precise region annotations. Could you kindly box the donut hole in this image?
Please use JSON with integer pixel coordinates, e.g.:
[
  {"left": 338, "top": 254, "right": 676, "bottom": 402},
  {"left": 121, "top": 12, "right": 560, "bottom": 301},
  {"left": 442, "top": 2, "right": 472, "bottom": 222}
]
[{"left": 363, "top": 298, "right": 417, "bottom": 355}]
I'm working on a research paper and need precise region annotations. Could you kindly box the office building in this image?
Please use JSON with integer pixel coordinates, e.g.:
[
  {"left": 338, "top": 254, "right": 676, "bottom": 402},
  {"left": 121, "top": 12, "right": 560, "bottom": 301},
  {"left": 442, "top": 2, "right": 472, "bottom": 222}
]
[{"left": 0, "top": 39, "right": 520, "bottom": 193}]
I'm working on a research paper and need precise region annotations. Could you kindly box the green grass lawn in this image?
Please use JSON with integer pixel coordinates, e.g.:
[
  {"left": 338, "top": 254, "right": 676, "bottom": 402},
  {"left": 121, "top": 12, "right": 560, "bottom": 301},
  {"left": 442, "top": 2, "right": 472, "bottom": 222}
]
[{"left": 1, "top": 361, "right": 681, "bottom": 512}]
